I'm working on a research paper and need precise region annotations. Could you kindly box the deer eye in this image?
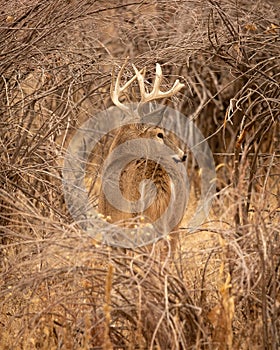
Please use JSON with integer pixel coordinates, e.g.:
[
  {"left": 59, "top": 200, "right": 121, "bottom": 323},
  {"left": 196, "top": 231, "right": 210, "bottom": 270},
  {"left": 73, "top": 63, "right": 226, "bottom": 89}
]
[{"left": 157, "top": 132, "right": 164, "bottom": 139}]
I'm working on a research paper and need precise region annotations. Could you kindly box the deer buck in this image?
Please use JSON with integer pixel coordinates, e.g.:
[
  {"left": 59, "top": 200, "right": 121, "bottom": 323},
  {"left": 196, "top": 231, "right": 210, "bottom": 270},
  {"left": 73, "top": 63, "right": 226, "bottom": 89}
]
[{"left": 98, "top": 61, "right": 186, "bottom": 250}]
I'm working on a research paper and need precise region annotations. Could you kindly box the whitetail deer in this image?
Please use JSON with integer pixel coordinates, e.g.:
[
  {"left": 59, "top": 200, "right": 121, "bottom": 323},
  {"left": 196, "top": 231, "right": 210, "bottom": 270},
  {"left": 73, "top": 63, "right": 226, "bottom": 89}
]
[{"left": 98, "top": 61, "right": 186, "bottom": 250}]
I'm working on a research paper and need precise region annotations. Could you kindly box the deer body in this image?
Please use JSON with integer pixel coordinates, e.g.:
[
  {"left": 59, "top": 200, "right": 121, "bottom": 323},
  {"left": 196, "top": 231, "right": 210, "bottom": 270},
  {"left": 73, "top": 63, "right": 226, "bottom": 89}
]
[{"left": 98, "top": 124, "right": 182, "bottom": 229}]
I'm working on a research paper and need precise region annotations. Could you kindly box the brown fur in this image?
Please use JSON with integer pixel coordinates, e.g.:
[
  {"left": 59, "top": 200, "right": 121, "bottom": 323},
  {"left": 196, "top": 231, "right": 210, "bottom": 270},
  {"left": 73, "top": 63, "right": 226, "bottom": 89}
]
[{"left": 98, "top": 124, "right": 185, "bottom": 250}]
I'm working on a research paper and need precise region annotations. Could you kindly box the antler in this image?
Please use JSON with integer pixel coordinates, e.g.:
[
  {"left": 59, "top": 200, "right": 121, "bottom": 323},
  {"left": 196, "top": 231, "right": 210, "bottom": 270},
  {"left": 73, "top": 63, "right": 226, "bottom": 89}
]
[{"left": 111, "top": 60, "right": 185, "bottom": 112}]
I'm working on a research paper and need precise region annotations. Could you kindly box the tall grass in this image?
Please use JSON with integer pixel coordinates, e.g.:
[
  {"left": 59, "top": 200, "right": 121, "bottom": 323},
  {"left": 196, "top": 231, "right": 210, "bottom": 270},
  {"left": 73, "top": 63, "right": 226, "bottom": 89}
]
[{"left": 0, "top": 1, "right": 279, "bottom": 348}]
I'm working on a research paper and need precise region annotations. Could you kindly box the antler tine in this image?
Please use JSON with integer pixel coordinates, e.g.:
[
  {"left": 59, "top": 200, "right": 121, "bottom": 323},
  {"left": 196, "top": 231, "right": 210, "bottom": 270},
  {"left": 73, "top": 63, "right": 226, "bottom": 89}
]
[
  {"left": 132, "top": 63, "right": 185, "bottom": 103},
  {"left": 131, "top": 63, "right": 146, "bottom": 99},
  {"left": 111, "top": 59, "right": 145, "bottom": 112}
]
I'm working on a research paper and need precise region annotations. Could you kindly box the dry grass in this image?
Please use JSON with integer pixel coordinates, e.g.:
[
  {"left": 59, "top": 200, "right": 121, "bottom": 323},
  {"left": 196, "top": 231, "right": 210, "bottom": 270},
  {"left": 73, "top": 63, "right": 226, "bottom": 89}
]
[{"left": 0, "top": 0, "right": 279, "bottom": 349}]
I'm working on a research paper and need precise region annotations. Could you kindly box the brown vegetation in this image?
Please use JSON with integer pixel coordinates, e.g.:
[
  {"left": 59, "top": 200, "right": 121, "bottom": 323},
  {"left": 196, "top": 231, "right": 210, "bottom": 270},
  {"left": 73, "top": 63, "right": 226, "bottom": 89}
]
[{"left": 0, "top": 1, "right": 279, "bottom": 349}]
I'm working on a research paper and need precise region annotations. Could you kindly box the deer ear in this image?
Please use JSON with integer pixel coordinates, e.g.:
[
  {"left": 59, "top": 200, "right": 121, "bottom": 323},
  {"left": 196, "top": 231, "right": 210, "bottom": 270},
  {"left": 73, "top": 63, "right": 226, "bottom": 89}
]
[{"left": 139, "top": 103, "right": 167, "bottom": 126}]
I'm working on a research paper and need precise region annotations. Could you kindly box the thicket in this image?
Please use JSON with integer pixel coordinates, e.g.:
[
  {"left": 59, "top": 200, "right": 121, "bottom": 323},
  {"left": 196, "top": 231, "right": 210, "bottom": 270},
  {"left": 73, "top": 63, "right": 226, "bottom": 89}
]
[{"left": 0, "top": 1, "right": 279, "bottom": 349}]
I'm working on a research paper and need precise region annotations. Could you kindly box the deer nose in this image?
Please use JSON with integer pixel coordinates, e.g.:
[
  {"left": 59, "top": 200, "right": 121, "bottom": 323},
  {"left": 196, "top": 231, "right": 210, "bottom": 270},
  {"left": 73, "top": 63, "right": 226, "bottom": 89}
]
[
  {"left": 172, "top": 152, "right": 187, "bottom": 163},
  {"left": 163, "top": 137, "right": 187, "bottom": 163}
]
